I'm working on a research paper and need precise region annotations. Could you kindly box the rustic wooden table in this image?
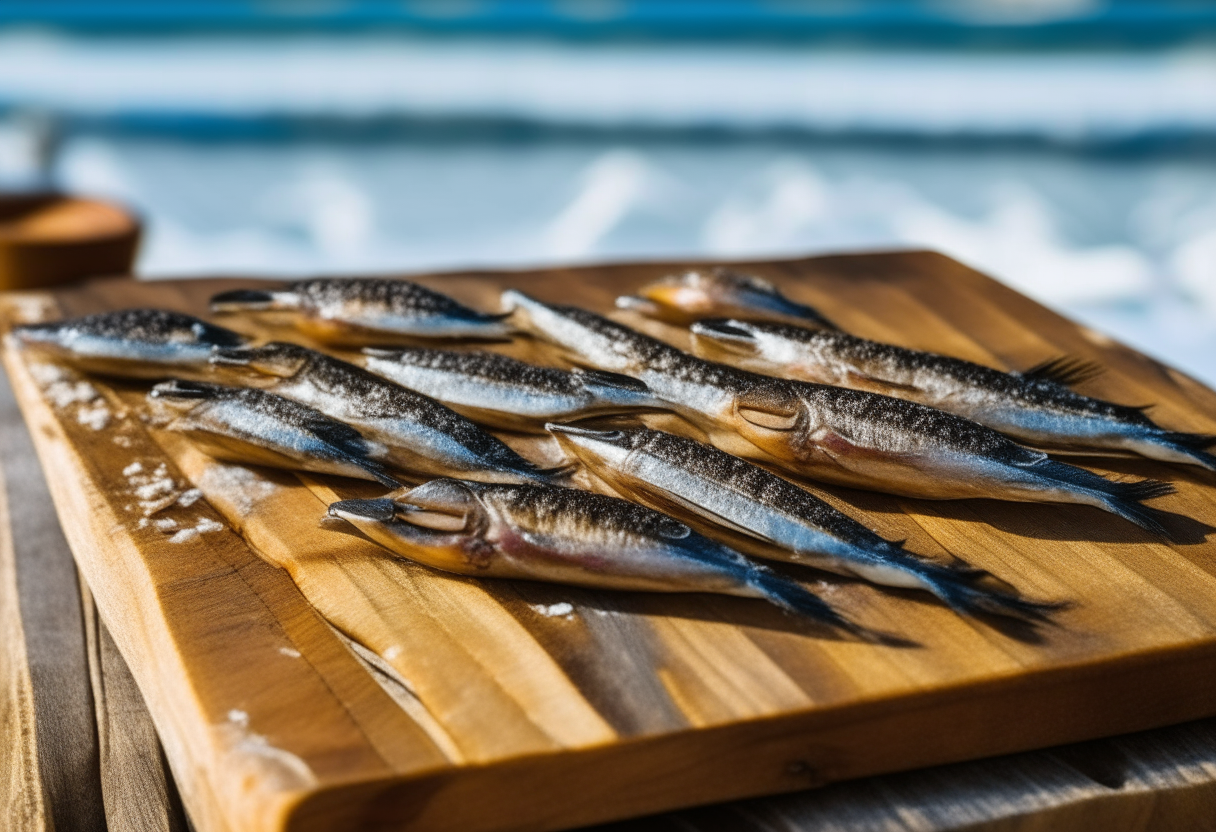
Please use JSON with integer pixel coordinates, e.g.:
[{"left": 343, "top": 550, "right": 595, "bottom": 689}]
[{"left": 5, "top": 263, "right": 1216, "bottom": 831}]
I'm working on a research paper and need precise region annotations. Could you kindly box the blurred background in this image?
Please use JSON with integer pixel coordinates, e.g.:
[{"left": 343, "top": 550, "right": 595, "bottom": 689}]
[{"left": 0, "top": 1, "right": 1213, "bottom": 382}]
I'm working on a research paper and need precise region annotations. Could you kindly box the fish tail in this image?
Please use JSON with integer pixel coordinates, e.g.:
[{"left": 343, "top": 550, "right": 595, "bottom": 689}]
[
  {"left": 1035, "top": 459, "right": 1175, "bottom": 536},
  {"left": 210, "top": 288, "right": 299, "bottom": 313},
  {"left": 916, "top": 565, "right": 1065, "bottom": 622},
  {"left": 1149, "top": 430, "right": 1216, "bottom": 472},
  {"left": 746, "top": 570, "right": 894, "bottom": 643}
]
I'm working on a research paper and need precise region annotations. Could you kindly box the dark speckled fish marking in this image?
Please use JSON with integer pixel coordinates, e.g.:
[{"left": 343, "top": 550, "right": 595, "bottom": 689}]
[
  {"left": 327, "top": 478, "right": 872, "bottom": 637},
  {"left": 149, "top": 379, "right": 400, "bottom": 487},
  {"left": 210, "top": 278, "right": 512, "bottom": 344},
  {"left": 361, "top": 346, "right": 668, "bottom": 431},
  {"left": 505, "top": 291, "right": 1177, "bottom": 535},
  {"left": 12, "top": 309, "right": 246, "bottom": 379},
  {"left": 210, "top": 342, "right": 556, "bottom": 484},
  {"left": 549, "top": 424, "right": 1057, "bottom": 621},
  {"left": 691, "top": 318, "right": 1216, "bottom": 473}
]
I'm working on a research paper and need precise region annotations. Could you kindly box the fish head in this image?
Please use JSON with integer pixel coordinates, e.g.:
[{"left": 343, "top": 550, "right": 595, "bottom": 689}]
[
  {"left": 210, "top": 341, "right": 312, "bottom": 379},
  {"left": 546, "top": 423, "right": 643, "bottom": 474},
  {"left": 147, "top": 378, "right": 224, "bottom": 417},
  {"left": 689, "top": 319, "right": 765, "bottom": 362},
  {"left": 625, "top": 270, "right": 719, "bottom": 324},
  {"left": 210, "top": 287, "right": 300, "bottom": 314},
  {"left": 729, "top": 385, "right": 810, "bottom": 461},
  {"left": 328, "top": 481, "right": 499, "bottom": 573}
]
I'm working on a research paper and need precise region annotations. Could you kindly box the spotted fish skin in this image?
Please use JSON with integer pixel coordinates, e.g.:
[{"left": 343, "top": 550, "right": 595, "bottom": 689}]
[
  {"left": 210, "top": 342, "right": 555, "bottom": 484},
  {"left": 210, "top": 278, "right": 512, "bottom": 345},
  {"left": 149, "top": 379, "right": 400, "bottom": 486},
  {"left": 504, "top": 291, "right": 1175, "bottom": 534},
  {"left": 616, "top": 268, "right": 835, "bottom": 328},
  {"left": 548, "top": 423, "right": 1055, "bottom": 620},
  {"left": 362, "top": 346, "right": 669, "bottom": 432},
  {"left": 327, "top": 478, "right": 867, "bottom": 635},
  {"left": 11, "top": 309, "right": 246, "bottom": 379},
  {"left": 691, "top": 318, "right": 1216, "bottom": 473}
]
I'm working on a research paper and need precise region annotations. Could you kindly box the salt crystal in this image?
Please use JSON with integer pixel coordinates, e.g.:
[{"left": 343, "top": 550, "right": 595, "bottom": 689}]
[
  {"left": 532, "top": 602, "right": 575, "bottom": 618},
  {"left": 123, "top": 462, "right": 144, "bottom": 476}
]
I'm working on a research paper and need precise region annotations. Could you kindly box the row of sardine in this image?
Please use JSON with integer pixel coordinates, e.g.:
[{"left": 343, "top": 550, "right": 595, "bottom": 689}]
[{"left": 12, "top": 270, "right": 1205, "bottom": 636}]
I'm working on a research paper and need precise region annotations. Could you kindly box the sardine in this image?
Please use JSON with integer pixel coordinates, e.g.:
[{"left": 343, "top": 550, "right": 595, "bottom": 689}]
[
  {"left": 616, "top": 268, "right": 835, "bottom": 328},
  {"left": 11, "top": 309, "right": 246, "bottom": 379},
  {"left": 503, "top": 291, "right": 1175, "bottom": 534},
  {"left": 210, "top": 342, "right": 560, "bottom": 484},
  {"left": 148, "top": 379, "right": 400, "bottom": 487},
  {"left": 691, "top": 318, "right": 1216, "bottom": 472},
  {"left": 210, "top": 278, "right": 512, "bottom": 345},
  {"left": 327, "top": 478, "right": 870, "bottom": 636},
  {"left": 361, "top": 346, "right": 669, "bottom": 432},
  {"left": 549, "top": 423, "right": 1053, "bottom": 620}
]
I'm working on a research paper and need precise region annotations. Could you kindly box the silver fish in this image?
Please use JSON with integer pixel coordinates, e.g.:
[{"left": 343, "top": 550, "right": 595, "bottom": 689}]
[
  {"left": 210, "top": 278, "right": 512, "bottom": 346},
  {"left": 361, "top": 346, "right": 669, "bottom": 432},
  {"left": 616, "top": 268, "right": 835, "bottom": 328},
  {"left": 503, "top": 291, "right": 1175, "bottom": 535},
  {"left": 149, "top": 379, "right": 400, "bottom": 487},
  {"left": 691, "top": 318, "right": 1216, "bottom": 473},
  {"left": 549, "top": 423, "right": 1054, "bottom": 620},
  {"left": 11, "top": 309, "right": 246, "bottom": 379},
  {"left": 210, "top": 342, "right": 560, "bottom": 484},
  {"left": 327, "top": 478, "right": 870, "bottom": 637}
]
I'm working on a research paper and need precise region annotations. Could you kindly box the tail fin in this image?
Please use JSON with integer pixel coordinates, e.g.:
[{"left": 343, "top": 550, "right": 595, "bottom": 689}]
[
  {"left": 210, "top": 288, "right": 298, "bottom": 313},
  {"left": 746, "top": 569, "right": 900, "bottom": 644},
  {"left": 1034, "top": 459, "right": 1175, "bottom": 536},
  {"left": 1021, "top": 356, "right": 1104, "bottom": 388},
  {"left": 916, "top": 564, "right": 1065, "bottom": 622},
  {"left": 1149, "top": 430, "right": 1216, "bottom": 473}
]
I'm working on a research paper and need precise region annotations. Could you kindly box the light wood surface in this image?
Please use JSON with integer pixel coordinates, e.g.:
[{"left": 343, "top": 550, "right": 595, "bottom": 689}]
[
  {"left": 3, "top": 252, "right": 1216, "bottom": 832},
  {"left": 8, "top": 343, "right": 1216, "bottom": 832}
]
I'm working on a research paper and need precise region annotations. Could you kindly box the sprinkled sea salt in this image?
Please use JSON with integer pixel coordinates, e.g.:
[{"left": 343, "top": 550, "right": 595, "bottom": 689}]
[{"left": 532, "top": 602, "right": 575, "bottom": 618}]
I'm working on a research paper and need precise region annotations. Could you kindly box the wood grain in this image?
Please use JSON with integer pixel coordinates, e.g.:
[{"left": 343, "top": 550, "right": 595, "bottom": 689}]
[{"left": 3, "top": 252, "right": 1216, "bottom": 832}]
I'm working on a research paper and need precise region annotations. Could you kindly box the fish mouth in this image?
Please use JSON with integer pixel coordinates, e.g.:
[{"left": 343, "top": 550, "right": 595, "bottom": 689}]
[
  {"left": 210, "top": 288, "right": 294, "bottom": 313},
  {"left": 690, "top": 319, "right": 761, "bottom": 356},
  {"left": 546, "top": 423, "right": 626, "bottom": 443},
  {"left": 328, "top": 498, "right": 398, "bottom": 523},
  {"left": 209, "top": 346, "right": 256, "bottom": 367},
  {"left": 149, "top": 379, "right": 218, "bottom": 401}
]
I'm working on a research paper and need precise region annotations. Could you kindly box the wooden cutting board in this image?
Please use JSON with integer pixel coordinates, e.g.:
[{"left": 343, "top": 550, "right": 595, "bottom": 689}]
[{"left": 2, "top": 251, "right": 1216, "bottom": 832}]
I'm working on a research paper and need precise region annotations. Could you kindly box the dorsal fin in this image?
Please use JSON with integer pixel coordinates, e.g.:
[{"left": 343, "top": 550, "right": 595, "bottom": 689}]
[{"left": 1020, "top": 356, "right": 1103, "bottom": 388}]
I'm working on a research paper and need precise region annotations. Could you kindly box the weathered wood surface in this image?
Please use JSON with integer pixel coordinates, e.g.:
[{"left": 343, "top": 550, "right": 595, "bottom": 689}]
[
  {"left": 7, "top": 347, "right": 1216, "bottom": 832},
  {"left": 3, "top": 252, "right": 1216, "bottom": 832},
  {"left": 0, "top": 359, "right": 188, "bottom": 832}
]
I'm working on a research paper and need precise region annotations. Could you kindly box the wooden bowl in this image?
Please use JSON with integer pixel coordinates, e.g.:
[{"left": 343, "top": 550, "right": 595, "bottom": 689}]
[{"left": 0, "top": 193, "right": 141, "bottom": 290}]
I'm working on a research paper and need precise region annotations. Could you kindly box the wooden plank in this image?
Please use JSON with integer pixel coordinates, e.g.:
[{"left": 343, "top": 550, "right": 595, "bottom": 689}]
[
  {"left": 3, "top": 252, "right": 1216, "bottom": 832},
  {"left": 0, "top": 355, "right": 106, "bottom": 832}
]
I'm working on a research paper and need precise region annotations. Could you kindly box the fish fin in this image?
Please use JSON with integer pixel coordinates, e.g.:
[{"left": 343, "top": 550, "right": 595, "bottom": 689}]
[
  {"left": 329, "top": 498, "right": 398, "bottom": 522},
  {"left": 533, "top": 461, "right": 580, "bottom": 482},
  {"left": 745, "top": 569, "right": 896, "bottom": 642},
  {"left": 354, "top": 460, "right": 403, "bottom": 489},
  {"left": 1144, "top": 431, "right": 1216, "bottom": 472},
  {"left": 1033, "top": 459, "right": 1175, "bottom": 536},
  {"left": 570, "top": 368, "right": 652, "bottom": 394},
  {"left": 917, "top": 564, "right": 1066, "bottom": 622},
  {"left": 1021, "top": 356, "right": 1104, "bottom": 388},
  {"left": 191, "top": 321, "right": 248, "bottom": 348},
  {"left": 844, "top": 369, "right": 922, "bottom": 393}
]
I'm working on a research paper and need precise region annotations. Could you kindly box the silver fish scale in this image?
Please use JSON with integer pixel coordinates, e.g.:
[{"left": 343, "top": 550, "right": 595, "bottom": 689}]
[
  {"left": 797, "top": 382, "right": 1035, "bottom": 461},
  {"left": 295, "top": 352, "right": 537, "bottom": 467},
  {"left": 22, "top": 309, "right": 244, "bottom": 347},
  {"left": 628, "top": 429, "right": 894, "bottom": 548},
  {"left": 291, "top": 278, "right": 489, "bottom": 320},
  {"left": 754, "top": 322, "right": 1153, "bottom": 424},
  {"left": 376, "top": 348, "right": 578, "bottom": 395},
  {"left": 473, "top": 482, "right": 698, "bottom": 545},
  {"left": 202, "top": 384, "right": 371, "bottom": 455},
  {"left": 554, "top": 305, "right": 757, "bottom": 392}
]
